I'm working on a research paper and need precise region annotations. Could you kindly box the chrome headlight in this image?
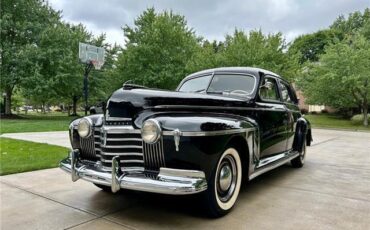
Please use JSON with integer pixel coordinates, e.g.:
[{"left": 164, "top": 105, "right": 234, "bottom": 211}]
[
  {"left": 141, "top": 119, "right": 161, "bottom": 143},
  {"left": 77, "top": 118, "right": 92, "bottom": 138}
]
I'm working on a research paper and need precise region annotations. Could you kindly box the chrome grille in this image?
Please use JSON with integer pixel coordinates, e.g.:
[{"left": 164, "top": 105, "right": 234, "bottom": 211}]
[
  {"left": 79, "top": 123, "right": 165, "bottom": 172},
  {"left": 143, "top": 138, "right": 165, "bottom": 171},
  {"left": 80, "top": 134, "right": 97, "bottom": 160},
  {"left": 98, "top": 127, "right": 144, "bottom": 172}
]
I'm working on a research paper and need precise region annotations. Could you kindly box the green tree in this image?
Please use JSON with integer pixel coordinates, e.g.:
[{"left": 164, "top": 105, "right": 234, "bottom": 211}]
[
  {"left": 221, "top": 30, "right": 296, "bottom": 79},
  {"left": 330, "top": 8, "right": 370, "bottom": 38},
  {"left": 298, "top": 32, "right": 370, "bottom": 126},
  {"left": 0, "top": 0, "right": 60, "bottom": 115},
  {"left": 288, "top": 29, "right": 339, "bottom": 64},
  {"left": 185, "top": 40, "right": 224, "bottom": 73},
  {"left": 113, "top": 8, "right": 199, "bottom": 90}
]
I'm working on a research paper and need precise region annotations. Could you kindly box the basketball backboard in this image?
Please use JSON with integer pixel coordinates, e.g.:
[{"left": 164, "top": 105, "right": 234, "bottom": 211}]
[{"left": 79, "top": 42, "right": 105, "bottom": 70}]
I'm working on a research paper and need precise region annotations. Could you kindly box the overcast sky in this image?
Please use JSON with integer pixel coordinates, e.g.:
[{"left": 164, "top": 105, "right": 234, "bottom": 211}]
[{"left": 48, "top": 0, "right": 369, "bottom": 46}]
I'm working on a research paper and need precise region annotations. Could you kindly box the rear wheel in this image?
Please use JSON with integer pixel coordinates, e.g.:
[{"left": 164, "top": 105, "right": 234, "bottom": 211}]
[
  {"left": 291, "top": 139, "right": 306, "bottom": 168},
  {"left": 203, "top": 147, "right": 242, "bottom": 217}
]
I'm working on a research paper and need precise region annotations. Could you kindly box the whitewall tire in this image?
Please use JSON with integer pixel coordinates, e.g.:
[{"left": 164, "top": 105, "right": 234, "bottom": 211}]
[{"left": 203, "top": 147, "right": 242, "bottom": 217}]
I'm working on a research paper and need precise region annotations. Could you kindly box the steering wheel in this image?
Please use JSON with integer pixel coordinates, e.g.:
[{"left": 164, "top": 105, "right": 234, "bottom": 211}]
[{"left": 230, "top": 90, "right": 248, "bottom": 95}]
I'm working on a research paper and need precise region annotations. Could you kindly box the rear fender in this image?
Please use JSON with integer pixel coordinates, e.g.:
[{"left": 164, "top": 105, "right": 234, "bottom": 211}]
[{"left": 293, "top": 117, "right": 311, "bottom": 152}]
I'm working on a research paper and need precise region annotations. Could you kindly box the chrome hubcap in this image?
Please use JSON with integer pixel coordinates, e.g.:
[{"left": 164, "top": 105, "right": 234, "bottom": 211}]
[
  {"left": 217, "top": 155, "right": 237, "bottom": 202},
  {"left": 219, "top": 165, "right": 232, "bottom": 192}
]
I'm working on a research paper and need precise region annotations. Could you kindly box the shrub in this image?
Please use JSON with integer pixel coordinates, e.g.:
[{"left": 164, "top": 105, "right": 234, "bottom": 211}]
[
  {"left": 351, "top": 114, "right": 370, "bottom": 122},
  {"left": 300, "top": 108, "right": 308, "bottom": 114},
  {"left": 310, "top": 111, "right": 318, "bottom": 115},
  {"left": 321, "top": 109, "right": 328, "bottom": 114}
]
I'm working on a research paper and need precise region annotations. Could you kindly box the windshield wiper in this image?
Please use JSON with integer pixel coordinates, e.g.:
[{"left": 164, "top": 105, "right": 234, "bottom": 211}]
[
  {"left": 206, "top": 91, "right": 224, "bottom": 95},
  {"left": 194, "top": 89, "right": 206, "bottom": 93}
]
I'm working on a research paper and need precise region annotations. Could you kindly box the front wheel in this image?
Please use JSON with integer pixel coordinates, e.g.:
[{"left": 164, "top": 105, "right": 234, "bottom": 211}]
[{"left": 203, "top": 147, "right": 242, "bottom": 217}]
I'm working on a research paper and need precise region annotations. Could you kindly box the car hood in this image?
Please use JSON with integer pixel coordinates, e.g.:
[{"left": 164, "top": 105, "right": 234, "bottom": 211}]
[{"left": 106, "top": 88, "right": 253, "bottom": 119}]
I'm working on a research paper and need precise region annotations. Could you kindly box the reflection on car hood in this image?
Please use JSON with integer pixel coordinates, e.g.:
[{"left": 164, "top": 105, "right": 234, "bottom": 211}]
[{"left": 106, "top": 88, "right": 253, "bottom": 119}]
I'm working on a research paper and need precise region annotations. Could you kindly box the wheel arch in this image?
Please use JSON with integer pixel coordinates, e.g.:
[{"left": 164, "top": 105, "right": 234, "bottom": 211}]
[{"left": 226, "top": 134, "right": 250, "bottom": 183}]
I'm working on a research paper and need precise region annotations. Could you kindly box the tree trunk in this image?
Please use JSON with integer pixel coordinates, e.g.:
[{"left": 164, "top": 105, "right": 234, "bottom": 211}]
[
  {"left": 363, "top": 100, "right": 368, "bottom": 127},
  {"left": 5, "top": 88, "right": 12, "bottom": 115},
  {"left": 42, "top": 102, "right": 46, "bottom": 114},
  {"left": 363, "top": 79, "right": 369, "bottom": 127},
  {"left": 72, "top": 96, "right": 78, "bottom": 116}
]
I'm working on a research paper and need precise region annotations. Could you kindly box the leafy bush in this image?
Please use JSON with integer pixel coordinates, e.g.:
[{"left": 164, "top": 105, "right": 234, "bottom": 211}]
[
  {"left": 300, "top": 108, "right": 308, "bottom": 114},
  {"left": 310, "top": 111, "right": 318, "bottom": 115},
  {"left": 321, "top": 109, "right": 328, "bottom": 114},
  {"left": 351, "top": 114, "right": 370, "bottom": 122}
]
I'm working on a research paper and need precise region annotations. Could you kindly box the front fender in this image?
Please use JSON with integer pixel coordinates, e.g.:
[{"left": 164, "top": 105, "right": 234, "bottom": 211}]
[
  {"left": 137, "top": 112, "right": 258, "bottom": 180},
  {"left": 69, "top": 114, "right": 104, "bottom": 149}
]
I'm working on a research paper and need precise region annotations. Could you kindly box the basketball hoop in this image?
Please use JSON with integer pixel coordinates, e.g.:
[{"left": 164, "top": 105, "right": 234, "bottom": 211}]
[
  {"left": 79, "top": 42, "right": 106, "bottom": 115},
  {"left": 90, "top": 60, "right": 103, "bottom": 70},
  {"left": 79, "top": 42, "right": 105, "bottom": 70}
]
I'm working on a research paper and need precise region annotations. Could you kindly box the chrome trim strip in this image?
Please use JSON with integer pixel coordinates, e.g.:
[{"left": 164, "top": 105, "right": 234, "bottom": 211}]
[
  {"left": 101, "top": 126, "right": 140, "bottom": 134},
  {"left": 103, "top": 138, "right": 142, "bottom": 142},
  {"left": 60, "top": 153, "right": 207, "bottom": 195},
  {"left": 99, "top": 152, "right": 143, "bottom": 156},
  {"left": 101, "top": 166, "right": 145, "bottom": 172},
  {"left": 162, "top": 128, "right": 256, "bottom": 137},
  {"left": 154, "top": 105, "right": 285, "bottom": 112},
  {"left": 249, "top": 151, "right": 299, "bottom": 180},
  {"left": 100, "top": 159, "right": 144, "bottom": 163},
  {"left": 102, "top": 145, "right": 142, "bottom": 149},
  {"left": 106, "top": 117, "right": 132, "bottom": 121},
  {"left": 95, "top": 136, "right": 142, "bottom": 144}
]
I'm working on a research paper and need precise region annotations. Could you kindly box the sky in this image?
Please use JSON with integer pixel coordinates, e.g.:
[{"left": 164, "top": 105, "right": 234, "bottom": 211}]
[{"left": 48, "top": 0, "right": 369, "bottom": 46}]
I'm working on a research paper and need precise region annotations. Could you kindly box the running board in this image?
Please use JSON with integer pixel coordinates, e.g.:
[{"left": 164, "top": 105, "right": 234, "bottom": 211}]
[{"left": 249, "top": 151, "right": 299, "bottom": 180}]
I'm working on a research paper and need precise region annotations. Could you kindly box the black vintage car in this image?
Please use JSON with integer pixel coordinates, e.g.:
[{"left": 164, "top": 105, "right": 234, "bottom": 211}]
[{"left": 60, "top": 67, "right": 312, "bottom": 217}]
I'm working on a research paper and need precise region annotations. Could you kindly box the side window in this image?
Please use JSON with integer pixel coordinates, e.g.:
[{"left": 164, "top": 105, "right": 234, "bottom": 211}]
[
  {"left": 280, "top": 82, "right": 296, "bottom": 104},
  {"left": 259, "top": 77, "right": 280, "bottom": 101}
]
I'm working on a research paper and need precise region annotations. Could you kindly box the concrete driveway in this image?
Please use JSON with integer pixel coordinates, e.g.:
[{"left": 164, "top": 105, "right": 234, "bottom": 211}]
[
  {"left": 1, "top": 131, "right": 70, "bottom": 148},
  {"left": 1, "top": 129, "right": 370, "bottom": 230}
]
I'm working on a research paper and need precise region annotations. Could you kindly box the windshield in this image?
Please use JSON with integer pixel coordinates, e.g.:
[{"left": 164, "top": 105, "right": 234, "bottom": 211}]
[
  {"left": 178, "top": 74, "right": 256, "bottom": 95},
  {"left": 178, "top": 75, "right": 212, "bottom": 92},
  {"left": 208, "top": 74, "right": 256, "bottom": 95}
]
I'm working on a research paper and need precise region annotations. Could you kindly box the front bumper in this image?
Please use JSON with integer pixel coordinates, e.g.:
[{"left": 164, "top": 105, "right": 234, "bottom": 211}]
[{"left": 59, "top": 150, "right": 207, "bottom": 195}]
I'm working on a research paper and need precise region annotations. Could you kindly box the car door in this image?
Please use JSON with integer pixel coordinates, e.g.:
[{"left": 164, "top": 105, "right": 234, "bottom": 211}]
[
  {"left": 279, "top": 80, "right": 300, "bottom": 151},
  {"left": 256, "top": 75, "right": 289, "bottom": 159}
]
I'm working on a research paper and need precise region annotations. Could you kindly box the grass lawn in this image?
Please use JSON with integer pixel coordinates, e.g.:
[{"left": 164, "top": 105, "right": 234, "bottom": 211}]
[
  {"left": 305, "top": 114, "right": 370, "bottom": 131},
  {"left": 0, "top": 137, "right": 69, "bottom": 175},
  {"left": 0, "top": 113, "right": 79, "bottom": 134}
]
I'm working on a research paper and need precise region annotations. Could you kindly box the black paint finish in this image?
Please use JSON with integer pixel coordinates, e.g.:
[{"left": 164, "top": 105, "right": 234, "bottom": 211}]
[{"left": 72, "top": 67, "right": 312, "bottom": 180}]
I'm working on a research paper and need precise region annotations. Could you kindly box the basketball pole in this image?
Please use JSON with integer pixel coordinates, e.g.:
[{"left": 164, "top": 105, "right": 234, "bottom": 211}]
[{"left": 83, "top": 62, "right": 94, "bottom": 116}]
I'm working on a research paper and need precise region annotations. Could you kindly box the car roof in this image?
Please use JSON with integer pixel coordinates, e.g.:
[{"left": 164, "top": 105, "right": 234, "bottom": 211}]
[{"left": 183, "top": 67, "right": 281, "bottom": 80}]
